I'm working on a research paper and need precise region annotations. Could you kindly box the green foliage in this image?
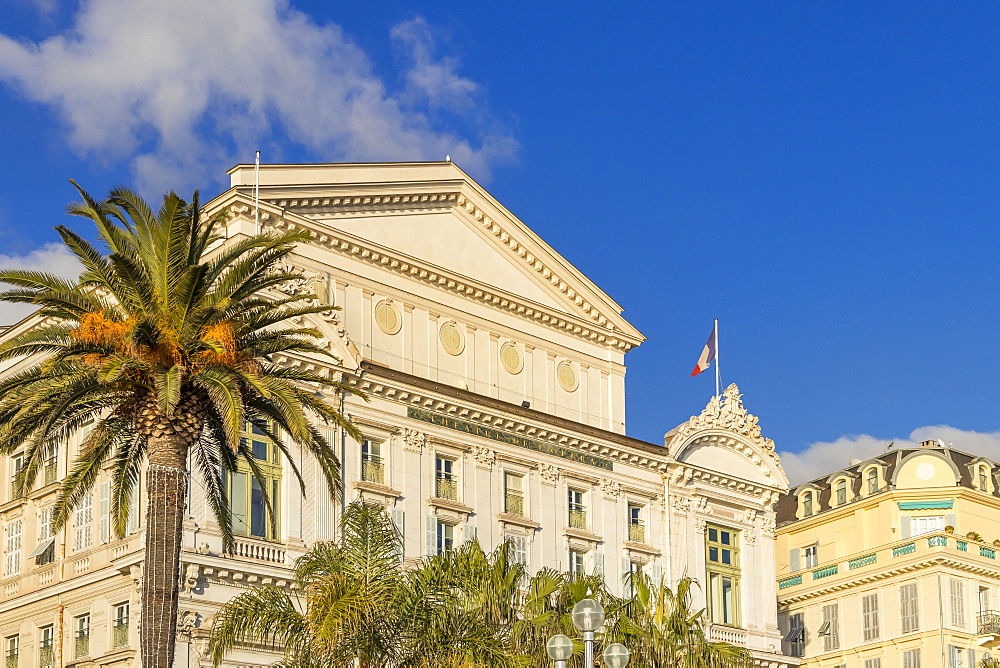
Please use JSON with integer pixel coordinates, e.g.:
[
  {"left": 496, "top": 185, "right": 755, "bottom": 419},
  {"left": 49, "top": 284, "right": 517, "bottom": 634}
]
[
  {"left": 210, "top": 502, "right": 752, "bottom": 668},
  {"left": 0, "top": 183, "right": 363, "bottom": 549}
]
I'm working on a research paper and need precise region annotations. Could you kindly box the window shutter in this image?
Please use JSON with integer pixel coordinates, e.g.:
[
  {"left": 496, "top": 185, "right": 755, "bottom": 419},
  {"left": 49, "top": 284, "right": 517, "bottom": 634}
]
[
  {"left": 649, "top": 563, "right": 662, "bottom": 587},
  {"left": 790, "top": 548, "right": 800, "bottom": 573},
  {"left": 591, "top": 551, "right": 603, "bottom": 576},
  {"left": 951, "top": 579, "right": 966, "bottom": 627},
  {"left": 425, "top": 516, "right": 437, "bottom": 556},
  {"left": 512, "top": 536, "right": 528, "bottom": 567},
  {"left": 390, "top": 508, "right": 404, "bottom": 562},
  {"left": 463, "top": 522, "right": 476, "bottom": 543},
  {"left": 946, "top": 513, "right": 956, "bottom": 529},
  {"left": 126, "top": 481, "right": 140, "bottom": 535},
  {"left": 901, "top": 516, "right": 911, "bottom": 539},
  {"left": 98, "top": 482, "right": 110, "bottom": 544}
]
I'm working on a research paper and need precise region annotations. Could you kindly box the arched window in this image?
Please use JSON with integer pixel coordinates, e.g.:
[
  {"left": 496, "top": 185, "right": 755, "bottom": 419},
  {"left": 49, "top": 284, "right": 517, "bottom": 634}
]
[
  {"left": 867, "top": 468, "right": 879, "bottom": 494},
  {"left": 802, "top": 492, "right": 814, "bottom": 517},
  {"left": 836, "top": 479, "right": 847, "bottom": 505}
]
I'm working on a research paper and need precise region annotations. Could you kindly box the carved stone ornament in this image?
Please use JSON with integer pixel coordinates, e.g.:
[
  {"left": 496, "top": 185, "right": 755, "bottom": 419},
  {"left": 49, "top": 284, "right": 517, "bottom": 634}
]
[
  {"left": 695, "top": 518, "right": 707, "bottom": 534},
  {"left": 401, "top": 428, "right": 426, "bottom": 452},
  {"left": 473, "top": 446, "right": 496, "bottom": 468},
  {"left": 539, "top": 464, "right": 560, "bottom": 486},
  {"left": 743, "top": 509, "right": 758, "bottom": 525},
  {"left": 599, "top": 478, "right": 623, "bottom": 500},
  {"left": 182, "top": 563, "right": 200, "bottom": 595},
  {"left": 670, "top": 383, "right": 785, "bottom": 472},
  {"left": 673, "top": 496, "right": 692, "bottom": 513},
  {"left": 760, "top": 516, "right": 776, "bottom": 539},
  {"left": 129, "top": 564, "right": 143, "bottom": 593},
  {"left": 178, "top": 610, "right": 201, "bottom": 636},
  {"left": 744, "top": 529, "right": 757, "bottom": 546}
]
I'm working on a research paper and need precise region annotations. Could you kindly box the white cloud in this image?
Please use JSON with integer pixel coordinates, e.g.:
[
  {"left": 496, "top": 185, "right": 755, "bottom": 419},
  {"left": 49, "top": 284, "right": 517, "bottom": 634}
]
[
  {"left": 778, "top": 425, "right": 1000, "bottom": 485},
  {"left": 0, "top": 0, "right": 516, "bottom": 193},
  {"left": 0, "top": 243, "right": 81, "bottom": 325}
]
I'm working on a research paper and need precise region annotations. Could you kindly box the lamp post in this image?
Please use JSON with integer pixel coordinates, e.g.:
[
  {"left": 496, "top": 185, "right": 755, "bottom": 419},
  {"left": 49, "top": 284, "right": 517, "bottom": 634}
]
[
  {"left": 546, "top": 634, "right": 574, "bottom": 668},
  {"left": 571, "top": 598, "right": 605, "bottom": 666},
  {"left": 603, "top": 643, "right": 630, "bottom": 668}
]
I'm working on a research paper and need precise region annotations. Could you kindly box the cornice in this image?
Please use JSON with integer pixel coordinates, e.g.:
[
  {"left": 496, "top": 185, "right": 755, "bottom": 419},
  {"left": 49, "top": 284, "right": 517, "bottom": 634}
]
[
  {"left": 342, "top": 362, "right": 671, "bottom": 474},
  {"left": 217, "top": 193, "right": 642, "bottom": 351},
  {"left": 778, "top": 555, "right": 1000, "bottom": 605},
  {"left": 668, "top": 461, "right": 782, "bottom": 504}
]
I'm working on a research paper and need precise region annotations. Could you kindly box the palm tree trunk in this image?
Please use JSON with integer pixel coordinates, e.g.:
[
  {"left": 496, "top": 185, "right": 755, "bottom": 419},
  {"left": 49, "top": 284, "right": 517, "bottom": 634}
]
[{"left": 140, "top": 403, "right": 201, "bottom": 668}]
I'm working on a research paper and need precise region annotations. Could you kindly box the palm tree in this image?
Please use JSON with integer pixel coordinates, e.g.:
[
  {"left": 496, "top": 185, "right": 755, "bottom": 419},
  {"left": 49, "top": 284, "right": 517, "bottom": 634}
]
[
  {"left": 0, "top": 184, "right": 361, "bottom": 668},
  {"left": 604, "top": 573, "right": 753, "bottom": 667}
]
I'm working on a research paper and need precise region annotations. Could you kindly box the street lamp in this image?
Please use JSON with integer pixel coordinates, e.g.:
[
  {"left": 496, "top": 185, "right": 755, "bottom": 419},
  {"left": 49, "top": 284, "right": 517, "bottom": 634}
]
[
  {"left": 571, "top": 598, "right": 605, "bottom": 667},
  {"left": 546, "top": 634, "right": 574, "bottom": 668},
  {"left": 603, "top": 643, "right": 630, "bottom": 668}
]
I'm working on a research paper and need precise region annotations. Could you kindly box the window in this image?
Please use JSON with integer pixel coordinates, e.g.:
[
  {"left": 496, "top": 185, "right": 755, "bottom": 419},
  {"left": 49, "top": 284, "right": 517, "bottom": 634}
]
[
  {"left": 867, "top": 467, "right": 879, "bottom": 494},
  {"left": 980, "top": 466, "right": 989, "bottom": 492},
  {"left": 5, "top": 520, "right": 21, "bottom": 576},
  {"left": 900, "top": 582, "right": 920, "bottom": 633},
  {"left": 568, "top": 489, "right": 586, "bottom": 529},
  {"left": 802, "top": 491, "right": 813, "bottom": 517},
  {"left": 361, "top": 440, "right": 383, "bottom": 484},
  {"left": 42, "top": 442, "right": 57, "bottom": 486},
  {"left": 9, "top": 454, "right": 24, "bottom": 500},
  {"left": 804, "top": 544, "right": 818, "bottom": 568},
  {"left": 980, "top": 586, "right": 991, "bottom": 614},
  {"left": 568, "top": 549, "right": 585, "bottom": 575},
  {"left": 228, "top": 422, "right": 282, "bottom": 540},
  {"left": 862, "top": 592, "right": 880, "bottom": 641},
  {"left": 374, "top": 300, "right": 401, "bottom": 334},
  {"left": 783, "top": 613, "right": 804, "bottom": 657},
  {"left": 112, "top": 603, "right": 129, "bottom": 648},
  {"left": 37, "top": 627, "right": 52, "bottom": 668},
  {"left": 910, "top": 515, "right": 945, "bottom": 537},
  {"left": 864, "top": 659, "right": 882, "bottom": 668},
  {"left": 901, "top": 649, "right": 921, "bottom": 668},
  {"left": 706, "top": 525, "right": 740, "bottom": 626},
  {"left": 436, "top": 522, "right": 453, "bottom": 556},
  {"left": 434, "top": 457, "right": 457, "bottom": 500},
  {"left": 948, "top": 645, "right": 965, "bottom": 668},
  {"left": 500, "top": 341, "right": 522, "bottom": 374},
  {"left": 28, "top": 507, "right": 55, "bottom": 566},
  {"left": 74, "top": 614, "right": 90, "bottom": 659},
  {"left": 628, "top": 504, "right": 645, "bottom": 543},
  {"left": 5, "top": 635, "right": 17, "bottom": 668},
  {"left": 74, "top": 492, "right": 93, "bottom": 552},
  {"left": 508, "top": 535, "right": 527, "bottom": 567},
  {"left": 836, "top": 479, "right": 847, "bottom": 505},
  {"left": 504, "top": 472, "right": 524, "bottom": 516},
  {"left": 951, "top": 579, "right": 966, "bottom": 627},
  {"left": 821, "top": 603, "right": 840, "bottom": 650}
]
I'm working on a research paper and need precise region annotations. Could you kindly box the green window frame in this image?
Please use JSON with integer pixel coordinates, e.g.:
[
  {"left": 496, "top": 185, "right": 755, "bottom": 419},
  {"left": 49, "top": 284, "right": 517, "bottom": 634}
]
[
  {"left": 706, "top": 524, "right": 740, "bottom": 627},
  {"left": 226, "top": 421, "right": 282, "bottom": 541}
]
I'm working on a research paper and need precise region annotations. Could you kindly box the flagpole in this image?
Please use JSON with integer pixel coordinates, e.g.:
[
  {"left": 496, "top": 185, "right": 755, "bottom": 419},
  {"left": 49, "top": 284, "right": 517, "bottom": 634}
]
[{"left": 714, "top": 318, "right": 720, "bottom": 399}]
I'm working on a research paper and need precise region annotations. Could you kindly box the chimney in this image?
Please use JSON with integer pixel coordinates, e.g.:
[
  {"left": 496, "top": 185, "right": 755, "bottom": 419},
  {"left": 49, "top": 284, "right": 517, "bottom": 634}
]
[{"left": 919, "top": 439, "right": 938, "bottom": 448}]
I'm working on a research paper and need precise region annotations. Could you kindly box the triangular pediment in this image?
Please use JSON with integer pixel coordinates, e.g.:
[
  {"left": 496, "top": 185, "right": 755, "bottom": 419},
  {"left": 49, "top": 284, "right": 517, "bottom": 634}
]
[{"left": 210, "top": 162, "right": 645, "bottom": 350}]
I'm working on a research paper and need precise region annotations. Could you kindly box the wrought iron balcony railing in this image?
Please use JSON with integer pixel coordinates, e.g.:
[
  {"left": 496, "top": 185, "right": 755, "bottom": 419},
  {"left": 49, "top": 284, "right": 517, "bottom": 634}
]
[
  {"left": 113, "top": 622, "right": 129, "bottom": 648},
  {"left": 5, "top": 652, "right": 16, "bottom": 668},
  {"left": 978, "top": 611, "right": 1000, "bottom": 636},
  {"left": 628, "top": 520, "right": 646, "bottom": 543},
  {"left": 504, "top": 491, "right": 524, "bottom": 516},
  {"left": 435, "top": 476, "right": 457, "bottom": 501},
  {"left": 74, "top": 633, "right": 89, "bottom": 659},
  {"left": 361, "top": 459, "right": 384, "bottom": 484},
  {"left": 43, "top": 463, "right": 56, "bottom": 486},
  {"left": 568, "top": 509, "right": 587, "bottom": 530},
  {"left": 37, "top": 647, "right": 52, "bottom": 668}
]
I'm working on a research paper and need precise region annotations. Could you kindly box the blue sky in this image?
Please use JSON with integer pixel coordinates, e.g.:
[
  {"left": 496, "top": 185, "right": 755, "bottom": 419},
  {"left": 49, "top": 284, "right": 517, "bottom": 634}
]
[{"left": 2, "top": 1, "right": 1000, "bottom": 482}]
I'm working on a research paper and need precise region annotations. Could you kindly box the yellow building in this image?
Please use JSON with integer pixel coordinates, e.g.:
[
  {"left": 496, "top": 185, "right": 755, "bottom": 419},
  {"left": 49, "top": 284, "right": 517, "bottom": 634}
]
[{"left": 774, "top": 439, "right": 1000, "bottom": 668}]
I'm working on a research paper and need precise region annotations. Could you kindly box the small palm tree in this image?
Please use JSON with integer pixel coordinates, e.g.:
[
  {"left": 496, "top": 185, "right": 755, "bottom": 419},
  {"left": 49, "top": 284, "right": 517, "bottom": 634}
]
[
  {"left": 604, "top": 573, "right": 753, "bottom": 667},
  {"left": 0, "top": 184, "right": 361, "bottom": 668}
]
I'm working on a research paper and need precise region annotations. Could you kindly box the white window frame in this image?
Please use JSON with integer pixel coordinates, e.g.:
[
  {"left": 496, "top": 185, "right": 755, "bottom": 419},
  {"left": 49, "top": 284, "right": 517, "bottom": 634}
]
[
  {"left": 910, "top": 515, "right": 945, "bottom": 537},
  {"left": 951, "top": 579, "right": 966, "bottom": 628},
  {"left": 862, "top": 592, "right": 880, "bottom": 641},
  {"left": 5, "top": 520, "right": 21, "bottom": 577},
  {"left": 901, "top": 583, "right": 920, "bottom": 633},
  {"left": 74, "top": 492, "right": 93, "bottom": 552}
]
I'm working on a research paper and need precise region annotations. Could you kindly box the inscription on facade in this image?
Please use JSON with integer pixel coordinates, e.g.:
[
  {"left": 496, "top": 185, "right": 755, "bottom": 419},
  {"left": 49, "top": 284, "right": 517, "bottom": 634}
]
[{"left": 407, "top": 407, "right": 614, "bottom": 471}]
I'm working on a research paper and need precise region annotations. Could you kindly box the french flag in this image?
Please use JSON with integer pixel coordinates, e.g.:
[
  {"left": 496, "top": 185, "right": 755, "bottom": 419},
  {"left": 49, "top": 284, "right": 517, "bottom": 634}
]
[{"left": 690, "top": 325, "right": 717, "bottom": 377}]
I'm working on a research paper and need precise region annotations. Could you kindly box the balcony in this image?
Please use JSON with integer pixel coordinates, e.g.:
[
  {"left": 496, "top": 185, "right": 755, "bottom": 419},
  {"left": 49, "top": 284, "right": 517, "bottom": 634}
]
[
  {"left": 361, "top": 458, "right": 384, "bottom": 485},
  {"left": 504, "top": 491, "right": 524, "bottom": 516},
  {"left": 113, "top": 622, "right": 129, "bottom": 648},
  {"left": 5, "top": 652, "right": 16, "bottom": 668},
  {"left": 435, "top": 476, "right": 457, "bottom": 501},
  {"left": 232, "top": 538, "right": 286, "bottom": 564},
  {"left": 778, "top": 532, "right": 1000, "bottom": 595},
  {"left": 709, "top": 625, "right": 747, "bottom": 646},
  {"left": 43, "top": 464, "right": 56, "bottom": 486},
  {"left": 979, "top": 611, "right": 1000, "bottom": 637},
  {"left": 628, "top": 520, "right": 646, "bottom": 544},
  {"left": 74, "top": 633, "right": 89, "bottom": 659},
  {"left": 38, "top": 646, "right": 52, "bottom": 668},
  {"left": 568, "top": 509, "right": 587, "bottom": 530}
]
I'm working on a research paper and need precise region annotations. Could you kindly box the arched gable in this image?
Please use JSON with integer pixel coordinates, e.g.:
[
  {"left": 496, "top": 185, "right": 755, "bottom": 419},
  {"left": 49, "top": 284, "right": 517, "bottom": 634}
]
[
  {"left": 666, "top": 384, "right": 789, "bottom": 490},
  {"left": 891, "top": 449, "right": 961, "bottom": 489}
]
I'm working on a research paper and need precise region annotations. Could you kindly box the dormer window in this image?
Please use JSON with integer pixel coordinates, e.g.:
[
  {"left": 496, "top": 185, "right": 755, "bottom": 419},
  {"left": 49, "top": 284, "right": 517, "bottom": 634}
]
[
  {"left": 836, "top": 479, "right": 847, "bottom": 505},
  {"left": 803, "top": 492, "right": 814, "bottom": 517},
  {"left": 867, "top": 467, "right": 879, "bottom": 494},
  {"left": 980, "top": 466, "right": 989, "bottom": 492}
]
